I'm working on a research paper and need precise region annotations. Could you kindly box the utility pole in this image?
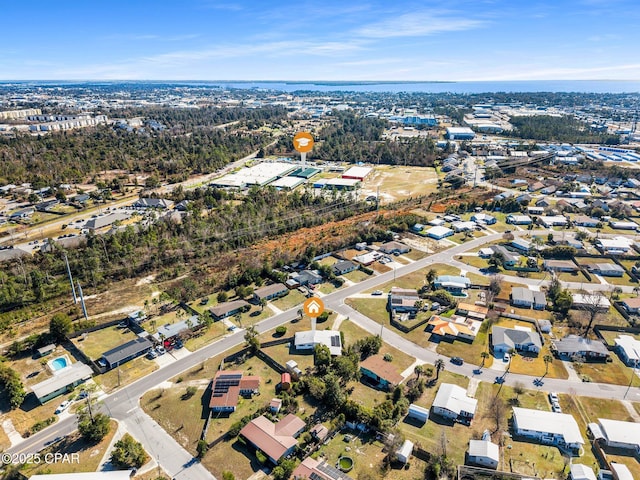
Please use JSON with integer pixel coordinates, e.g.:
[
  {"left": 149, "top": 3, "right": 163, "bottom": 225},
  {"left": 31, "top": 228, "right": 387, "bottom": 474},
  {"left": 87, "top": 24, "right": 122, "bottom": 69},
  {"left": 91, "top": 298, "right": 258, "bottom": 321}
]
[
  {"left": 64, "top": 254, "right": 78, "bottom": 304},
  {"left": 77, "top": 281, "right": 88, "bottom": 320}
]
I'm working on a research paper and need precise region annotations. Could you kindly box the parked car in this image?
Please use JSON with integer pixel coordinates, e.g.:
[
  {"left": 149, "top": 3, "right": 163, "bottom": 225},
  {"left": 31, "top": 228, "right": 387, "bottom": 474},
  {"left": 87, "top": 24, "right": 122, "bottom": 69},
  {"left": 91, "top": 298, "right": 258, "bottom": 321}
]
[
  {"left": 55, "top": 400, "right": 71, "bottom": 414},
  {"left": 156, "top": 345, "right": 166, "bottom": 355},
  {"left": 450, "top": 356, "right": 464, "bottom": 365},
  {"left": 551, "top": 401, "right": 562, "bottom": 413},
  {"left": 548, "top": 392, "right": 559, "bottom": 403},
  {"left": 503, "top": 353, "right": 511, "bottom": 363},
  {"left": 146, "top": 350, "right": 158, "bottom": 359},
  {"left": 372, "top": 290, "right": 383, "bottom": 296}
]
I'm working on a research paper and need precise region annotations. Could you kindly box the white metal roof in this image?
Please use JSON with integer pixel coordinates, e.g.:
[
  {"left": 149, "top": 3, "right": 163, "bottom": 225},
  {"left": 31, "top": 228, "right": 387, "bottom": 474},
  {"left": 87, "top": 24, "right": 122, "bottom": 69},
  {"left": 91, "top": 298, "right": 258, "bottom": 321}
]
[
  {"left": 614, "top": 335, "right": 640, "bottom": 363},
  {"left": 426, "top": 226, "right": 453, "bottom": 237},
  {"left": 468, "top": 439, "right": 499, "bottom": 462},
  {"left": 569, "top": 464, "right": 596, "bottom": 480},
  {"left": 610, "top": 463, "right": 634, "bottom": 480},
  {"left": 512, "top": 407, "right": 584, "bottom": 445},
  {"left": 599, "top": 418, "right": 640, "bottom": 448},
  {"left": 433, "top": 383, "right": 477, "bottom": 416},
  {"left": 294, "top": 330, "right": 342, "bottom": 356},
  {"left": 342, "top": 166, "right": 372, "bottom": 178}
]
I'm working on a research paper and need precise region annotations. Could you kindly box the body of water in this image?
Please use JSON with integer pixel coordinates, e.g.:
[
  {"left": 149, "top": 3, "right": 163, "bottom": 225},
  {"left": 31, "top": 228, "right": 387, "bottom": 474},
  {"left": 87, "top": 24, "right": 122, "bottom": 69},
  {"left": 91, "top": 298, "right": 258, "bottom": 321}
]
[{"left": 205, "top": 80, "right": 640, "bottom": 94}]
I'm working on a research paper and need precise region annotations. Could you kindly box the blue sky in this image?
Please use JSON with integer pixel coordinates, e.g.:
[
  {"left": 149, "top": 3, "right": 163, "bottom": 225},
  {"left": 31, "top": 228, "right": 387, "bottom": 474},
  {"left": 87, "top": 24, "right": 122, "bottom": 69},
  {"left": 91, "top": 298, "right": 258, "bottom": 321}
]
[{"left": 2, "top": 0, "right": 640, "bottom": 81}]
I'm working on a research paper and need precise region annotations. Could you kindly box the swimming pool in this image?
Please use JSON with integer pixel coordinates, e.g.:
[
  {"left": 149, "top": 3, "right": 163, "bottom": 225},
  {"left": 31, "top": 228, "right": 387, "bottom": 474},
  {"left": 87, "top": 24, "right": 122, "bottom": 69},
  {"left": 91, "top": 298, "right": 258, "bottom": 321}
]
[{"left": 50, "top": 356, "right": 69, "bottom": 371}]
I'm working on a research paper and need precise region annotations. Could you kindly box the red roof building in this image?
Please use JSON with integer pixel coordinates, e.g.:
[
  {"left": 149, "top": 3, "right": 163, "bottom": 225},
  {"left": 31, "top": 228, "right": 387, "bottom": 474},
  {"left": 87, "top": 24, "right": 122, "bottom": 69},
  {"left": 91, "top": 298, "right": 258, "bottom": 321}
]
[{"left": 240, "top": 414, "right": 306, "bottom": 464}]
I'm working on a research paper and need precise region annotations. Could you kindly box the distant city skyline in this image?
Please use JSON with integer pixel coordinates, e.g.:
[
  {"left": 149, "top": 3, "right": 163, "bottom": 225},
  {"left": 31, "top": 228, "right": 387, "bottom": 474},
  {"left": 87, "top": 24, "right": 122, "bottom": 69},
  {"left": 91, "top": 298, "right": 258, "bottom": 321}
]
[{"left": 3, "top": 0, "right": 640, "bottom": 81}]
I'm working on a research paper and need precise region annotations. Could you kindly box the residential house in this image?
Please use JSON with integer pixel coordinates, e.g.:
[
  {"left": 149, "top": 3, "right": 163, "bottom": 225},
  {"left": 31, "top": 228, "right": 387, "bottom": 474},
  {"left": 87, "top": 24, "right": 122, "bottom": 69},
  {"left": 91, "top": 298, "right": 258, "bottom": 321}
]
[
  {"left": 209, "top": 371, "right": 261, "bottom": 413},
  {"left": 310, "top": 424, "right": 329, "bottom": 442},
  {"left": 291, "top": 270, "right": 324, "bottom": 286},
  {"left": 512, "top": 407, "right": 584, "bottom": 454},
  {"left": 541, "top": 185, "right": 557, "bottom": 195},
  {"left": 527, "top": 206, "right": 545, "bottom": 215},
  {"left": 293, "top": 457, "right": 354, "bottom": 480},
  {"left": 426, "top": 315, "right": 481, "bottom": 342},
  {"left": 100, "top": 337, "right": 154, "bottom": 370},
  {"left": 510, "top": 287, "right": 546, "bottom": 310},
  {"left": 85, "top": 212, "right": 131, "bottom": 231},
  {"left": 431, "top": 383, "right": 477, "bottom": 424},
  {"left": 133, "top": 198, "right": 174, "bottom": 209},
  {"left": 536, "top": 198, "right": 551, "bottom": 208},
  {"left": 595, "top": 238, "right": 632, "bottom": 254},
  {"left": 451, "top": 221, "right": 477, "bottom": 233},
  {"left": 426, "top": 226, "right": 454, "bottom": 240},
  {"left": 428, "top": 218, "right": 446, "bottom": 226},
  {"left": 620, "top": 297, "right": 640, "bottom": 315},
  {"left": 388, "top": 287, "right": 420, "bottom": 314},
  {"left": 539, "top": 215, "right": 568, "bottom": 228},
  {"left": 609, "top": 220, "right": 638, "bottom": 230},
  {"left": 491, "top": 326, "right": 542, "bottom": 354},
  {"left": 510, "top": 238, "right": 531, "bottom": 252},
  {"left": 543, "top": 260, "right": 579, "bottom": 273},
  {"left": 614, "top": 335, "right": 640, "bottom": 366},
  {"left": 506, "top": 214, "right": 532, "bottom": 225},
  {"left": 270, "top": 398, "right": 283, "bottom": 414},
  {"left": 31, "top": 362, "right": 93, "bottom": 404},
  {"left": 9, "top": 207, "right": 35, "bottom": 219},
  {"left": 586, "top": 263, "right": 625, "bottom": 277},
  {"left": 598, "top": 419, "right": 640, "bottom": 454},
  {"left": 456, "top": 302, "right": 489, "bottom": 319},
  {"left": 572, "top": 293, "right": 611, "bottom": 312},
  {"left": 210, "top": 299, "right": 249, "bottom": 320},
  {"left": 551, "top": 335, "right": 609, "bottom": 361},
  {"left": 294, "top": 330, "right": 342, "bottom": 356},
  {"left": 574, "top": 215, "right": 600, "bottom": 227},
  {"left": 490, "top": 245, "right": 519, "bottom": 266},
  {"left": 528, "top": 181, "right": 545, "bottom": 192},
  {"left": 332, "top": 260, "right": 358, "bottom": 276},
  {"left": 360, "top": 355, "right": 404, "bottom": 391},
  {"left": 240, "top": 414, "right": 306, "bottom": 464},
  {"left": 379, "top": 241, "right": 410, "bottom": 255},
  {"left": 352, "top": 251, "right": 379, "bottom": 266},
  {"left": 433, "top": 275, "right": 471, "bottom": 294},
  {"left": 470, "top": 213, "right": 496, "bottom": 225},
  {"left": 152, "top": 315, "right": 201, "bottom": 343},
  {"left": 466, "top": 439, "right": 499, "bottom": 470},
  {"left": 253, "top": 283, "right": 288, "bottom": 302}
]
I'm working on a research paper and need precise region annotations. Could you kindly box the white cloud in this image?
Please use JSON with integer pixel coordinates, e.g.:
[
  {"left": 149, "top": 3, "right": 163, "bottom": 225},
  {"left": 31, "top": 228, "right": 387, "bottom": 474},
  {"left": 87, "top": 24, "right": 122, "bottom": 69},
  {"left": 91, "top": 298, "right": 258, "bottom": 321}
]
[{"left": 355, "top": 11, "right": 486, "bottom": 38}]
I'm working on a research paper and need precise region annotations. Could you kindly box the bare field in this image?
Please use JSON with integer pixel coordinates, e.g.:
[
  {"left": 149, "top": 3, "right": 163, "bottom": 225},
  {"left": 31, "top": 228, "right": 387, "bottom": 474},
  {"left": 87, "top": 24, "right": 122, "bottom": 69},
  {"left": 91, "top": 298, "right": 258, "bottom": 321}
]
[{"left": 360, "top": 165, "right": 439, "bottom": 203}]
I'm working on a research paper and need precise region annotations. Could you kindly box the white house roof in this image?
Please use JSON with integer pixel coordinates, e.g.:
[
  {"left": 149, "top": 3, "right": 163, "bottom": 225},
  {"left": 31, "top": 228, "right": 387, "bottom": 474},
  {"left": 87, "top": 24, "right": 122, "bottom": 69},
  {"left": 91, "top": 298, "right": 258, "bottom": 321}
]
[
  {"left": 468, "top": 439, "right": 499, "bottom": 462},
  {"left": 610, "top": 463, "right": 634, "bottom": 480},
  {"left": 599, "top": 418, "right": 640, "bottom": 449},
  {"left": 571, "top": 293, "right": 611, "bottom": 309},
  {"left": 294, "top": 330, "right": 342, "bottom": 356},
  {"left": 512, "top": 407, "right": 584, "bottom": 445},
  {"left": 569, "top": 464, "right": 596, "bottom": 480},
  {"left": 426, "top": 226, "right": 453, "bottom": 238},
  {"left": 614, "top": 335, "right": 640, "bottom": 363},
  {"left": 433, "top": 383, "right": 477, "bottom": 416}
]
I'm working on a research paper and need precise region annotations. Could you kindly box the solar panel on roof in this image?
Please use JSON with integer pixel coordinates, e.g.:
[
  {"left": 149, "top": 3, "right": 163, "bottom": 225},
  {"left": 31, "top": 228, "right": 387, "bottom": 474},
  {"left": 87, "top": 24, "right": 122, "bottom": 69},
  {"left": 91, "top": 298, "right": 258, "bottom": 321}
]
[
  {"left": 317, "top": 461, "right": 347, "bottom": 479},
  {"left": 330, "top": 335, "right": 340, "bottom": 347}
]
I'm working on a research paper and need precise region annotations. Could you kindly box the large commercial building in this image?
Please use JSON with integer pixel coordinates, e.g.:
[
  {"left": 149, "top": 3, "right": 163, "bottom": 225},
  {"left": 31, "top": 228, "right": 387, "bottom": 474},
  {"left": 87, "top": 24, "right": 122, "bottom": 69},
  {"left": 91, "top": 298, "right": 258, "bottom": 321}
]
[{"left": 445, "top": 127, "right": 475, "bottom": 140}]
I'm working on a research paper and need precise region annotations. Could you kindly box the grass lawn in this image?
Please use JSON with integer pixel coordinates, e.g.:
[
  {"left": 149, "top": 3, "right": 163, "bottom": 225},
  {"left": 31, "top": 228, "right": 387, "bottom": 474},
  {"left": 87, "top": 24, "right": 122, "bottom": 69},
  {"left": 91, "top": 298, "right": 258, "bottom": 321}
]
[
  {"left": 603, "top": 273, "right": 636, "bottom": 286},
  {"left": 345, "top": 298, "right": 389, "bottom": 326},
  {"left": 317, "top": 282, "right": 342, "bottom": 295},
  {"left": 457, "top": 255, "right": 488, "bottom": 269},
  {"left": 261, "top": 341, "right": 315, "bottom": 374},
  {"left": 472, "top": 383, "right": 569, "bottom": 478},
  {"left": 436, "top": 329, "right": 493, "bottom": 369},
  {"left": 95, "top": 356, "right": 158, "bottom": 393},
  {"left": 339, "top": 320, "right": 416, "bottom": 374},
  {"left": 557, "top": 393, "right": 603, "bottom": 472},
  {"left": 2, "top": 392, "right": 62, "bottom": 438},
  {"left": 403, "top": 249, "right": 428, "bottom": 261},
  {"left": 363, "top": 263, "right": 461, "bottom": 294},
  {"left": 343, "top": 269, "right": 374, "bottom": 283},
  {"left": 201, "top": 437, "right": 266, "bottom": 480},
  {"left": 73, "top": 325, "right": 139, "bottom": 360},
  {"left": 318, "top": 256, "right": 338, "bottom": 266},
  {"left": 577, "top": 396, "right": 636, "bottom": 422},
  {"left": 20, "top": 420, "right": 119, "bottom": 477},
  {"left": 142, "top": 383, "right": 210, "bottom": 455},
  {"left": 272, "top": 289, "right": 306, "bottom": 311},
  {"left": 184, "top": 321, "right": 227, "bottom": 351},
  {"left": 349, "top": 381, "right": 389, "bottom": 409},
  {"left": 557, "top": 271, "right": 596, "bottom": 284},
  {"left": 574, "top": 355, "right": 640, "bottom": 386}
]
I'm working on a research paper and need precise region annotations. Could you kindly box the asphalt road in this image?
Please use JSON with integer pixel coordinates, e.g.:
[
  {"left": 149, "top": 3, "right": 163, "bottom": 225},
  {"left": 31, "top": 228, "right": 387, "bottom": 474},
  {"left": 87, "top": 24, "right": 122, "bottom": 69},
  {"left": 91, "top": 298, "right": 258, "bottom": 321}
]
[{"left": 8, "top": 228, "right": 640, "bottom": 476}]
